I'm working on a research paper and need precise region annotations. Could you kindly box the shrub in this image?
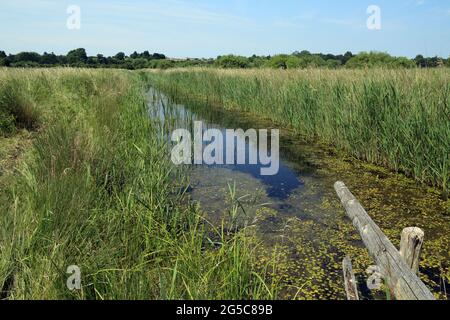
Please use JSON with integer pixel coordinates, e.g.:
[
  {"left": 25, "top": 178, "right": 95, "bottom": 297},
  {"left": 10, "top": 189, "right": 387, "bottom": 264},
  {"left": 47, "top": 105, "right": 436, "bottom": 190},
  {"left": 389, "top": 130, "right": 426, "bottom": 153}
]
[
  {"left": 346, "top": 52, "right": 416, "bottom": 69},
  {"left": 215, "top": 55, "right": 250, "bottom": 69},
  {"left": 0, "top": 78, "right": 40, "bottom": 131}
]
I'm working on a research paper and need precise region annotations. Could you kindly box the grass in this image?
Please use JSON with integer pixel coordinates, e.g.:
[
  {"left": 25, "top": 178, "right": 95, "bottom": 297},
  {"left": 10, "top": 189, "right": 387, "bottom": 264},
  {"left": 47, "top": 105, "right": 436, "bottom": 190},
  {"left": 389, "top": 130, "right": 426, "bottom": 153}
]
[
  {"left": 0, "top": 68, "right": 276, "bottom": 300},
  {"left": 147, "top": 68, "right": 450, "bottom": 196}
]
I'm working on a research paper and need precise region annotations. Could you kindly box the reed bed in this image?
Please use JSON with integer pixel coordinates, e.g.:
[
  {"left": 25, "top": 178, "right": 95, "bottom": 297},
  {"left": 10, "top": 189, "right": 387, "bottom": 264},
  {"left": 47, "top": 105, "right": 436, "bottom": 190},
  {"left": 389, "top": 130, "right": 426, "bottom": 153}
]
[
  {"left": 147, "top": 68, "right": 450, "bottom": 195},
  {"left": 0, "top": 68, "right": 275, "bottom": 299}
]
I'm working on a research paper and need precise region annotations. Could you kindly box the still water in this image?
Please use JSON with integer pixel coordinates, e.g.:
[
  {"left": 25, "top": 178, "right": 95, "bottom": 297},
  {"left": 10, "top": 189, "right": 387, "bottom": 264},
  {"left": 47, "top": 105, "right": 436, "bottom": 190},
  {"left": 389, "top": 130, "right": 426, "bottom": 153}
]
[{"left": 148, "top": 88, "right": 449, "bottom": 300}]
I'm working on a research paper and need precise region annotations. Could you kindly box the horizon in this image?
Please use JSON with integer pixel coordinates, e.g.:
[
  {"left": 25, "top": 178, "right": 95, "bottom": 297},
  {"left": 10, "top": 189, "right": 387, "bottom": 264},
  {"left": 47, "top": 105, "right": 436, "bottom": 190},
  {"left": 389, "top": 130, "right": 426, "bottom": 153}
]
[{"left": 1, "top": 0, "right": 449, "bottom": 59}]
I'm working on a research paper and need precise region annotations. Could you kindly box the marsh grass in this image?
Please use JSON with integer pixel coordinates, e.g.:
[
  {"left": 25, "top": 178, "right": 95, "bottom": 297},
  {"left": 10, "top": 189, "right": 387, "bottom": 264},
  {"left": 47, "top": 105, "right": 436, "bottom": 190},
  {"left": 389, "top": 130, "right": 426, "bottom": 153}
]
[
  {"left": 0, "top": 80, "right": 39, "bottom": 135},
  {"left": 147, "top": 68, "right": 450, "bottom": 195},
  {"left": 0, "top": 68, "right": 275, "bottom": 300}
]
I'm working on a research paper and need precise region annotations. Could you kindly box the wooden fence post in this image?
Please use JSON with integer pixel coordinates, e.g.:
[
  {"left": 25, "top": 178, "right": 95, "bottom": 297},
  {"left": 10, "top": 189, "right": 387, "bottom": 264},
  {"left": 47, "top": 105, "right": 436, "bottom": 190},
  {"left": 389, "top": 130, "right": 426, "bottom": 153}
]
[
  {"left": 334, "top": 181, "right": 435, "bottom": 300},
  {"left": 399, "top": 227, "right": 424, "bottom": 275},
  {"left": 342, "top": 256, "right": 359, "bottom": 300}
]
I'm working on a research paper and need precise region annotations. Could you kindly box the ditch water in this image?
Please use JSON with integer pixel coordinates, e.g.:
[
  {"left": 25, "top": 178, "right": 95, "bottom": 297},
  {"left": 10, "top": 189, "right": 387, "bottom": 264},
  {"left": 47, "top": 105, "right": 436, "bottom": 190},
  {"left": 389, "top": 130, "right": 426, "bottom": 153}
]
[{"left": 147, "top": 88, "right": 449, "bottom": 300}]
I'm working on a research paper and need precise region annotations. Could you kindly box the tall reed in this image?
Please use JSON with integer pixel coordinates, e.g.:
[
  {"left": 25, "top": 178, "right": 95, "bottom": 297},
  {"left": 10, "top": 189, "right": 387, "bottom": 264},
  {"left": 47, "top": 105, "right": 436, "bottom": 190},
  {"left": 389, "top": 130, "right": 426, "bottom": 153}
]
[
  {"left": 0, "top": 68, "right": 275, "bottom": 299},
  {"left": 147, "top": 68, "right": 450, "bottom": 195}
]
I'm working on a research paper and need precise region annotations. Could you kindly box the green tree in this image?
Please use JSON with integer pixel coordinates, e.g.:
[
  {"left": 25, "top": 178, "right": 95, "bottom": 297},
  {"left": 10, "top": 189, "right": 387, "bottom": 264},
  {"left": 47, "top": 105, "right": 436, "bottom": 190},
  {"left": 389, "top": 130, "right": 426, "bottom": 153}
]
[
  {"left": 414, "top": 55, "right": 426, "bottom": 68},
  {"left": 141, "top": 51, "right": 151, "bottom": 59},
  {"left": 424, "top": 56, "right": 439, "bottom": 68},
  {"left": 215, "top": 55, "right": 250, "bottom": 69},
  {"left": 392, "top": 57, "right": 415, "bottom": 68},
  {"left": 298, "top": 55, "right": 327, "bottom": 68},
  {"left": 286, "top": 56, "right": 301, "bottom": 69},
  {"left": 266, "top": 55, "right": 289, "bottom": 69},
  {"left": 293, "top": 50, "right": 311, "bottom": 57},
  {"left": 0, "top": 51, "right": 6, "bottom": 66},
  {"left": 57, "top": 55, "right": 68, "bottom": 65},
  {"left": 14, "top": 52, "right": 41, "bottom": 63},
  {"left": 151, "top": 53, "right": 166, "bottom": 60},
  {"left": 346, "top": 52, "right": 414, "bottom": 69},
  {"left": 130, "top": 51, "right": 139, "bottom": 59},
  {"left": 96, "top": 54, "right": 107, "bottom": 64},
  {"left": 248, "top": 55, "right": 268, "bottom": 68},
  {"left": 114, "top": 52, "right": 126, "bottom": 61},
  {"left": 326, "top": 59, "right": 341, "bottom": 69},
  {"left": 130, "top": 58, "right": 149, "bottom": 69},
  {"left": 67, "top": 48, "right": 87, "bottom": 64},
  {"left": 41, "top": 52, "right": 58, "bottom": 65},
  {"left": 342, "top": 51, "right": 354, "bottom": 64}
]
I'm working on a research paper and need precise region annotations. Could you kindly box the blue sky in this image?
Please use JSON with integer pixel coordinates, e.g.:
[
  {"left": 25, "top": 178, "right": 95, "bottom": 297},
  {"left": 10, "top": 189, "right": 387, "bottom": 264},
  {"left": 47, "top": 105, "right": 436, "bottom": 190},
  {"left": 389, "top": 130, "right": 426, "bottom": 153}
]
[{"left": 1, "top": 0, "right": 449, "bottom": 58}]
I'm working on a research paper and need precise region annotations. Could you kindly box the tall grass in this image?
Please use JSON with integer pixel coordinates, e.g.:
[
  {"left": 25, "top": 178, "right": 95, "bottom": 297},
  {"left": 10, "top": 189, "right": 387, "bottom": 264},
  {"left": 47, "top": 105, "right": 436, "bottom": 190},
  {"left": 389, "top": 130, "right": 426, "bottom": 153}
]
[
  {"left": 0, "top": 69, "right": 275, "bottom": 300},
  {"left": 147, "top": 68, "right": 450, "bottom": 195}
]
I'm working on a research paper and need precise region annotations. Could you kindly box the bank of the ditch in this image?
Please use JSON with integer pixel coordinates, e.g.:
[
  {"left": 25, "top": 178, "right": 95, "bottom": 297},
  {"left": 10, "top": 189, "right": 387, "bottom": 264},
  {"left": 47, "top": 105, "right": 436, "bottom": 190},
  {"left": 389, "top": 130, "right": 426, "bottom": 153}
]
[
  {"left": 0, "top": 68, "right": 276, "bottom": 299},
  {"left": 146, "top": 68, "right": 450, "bottom": 197}
]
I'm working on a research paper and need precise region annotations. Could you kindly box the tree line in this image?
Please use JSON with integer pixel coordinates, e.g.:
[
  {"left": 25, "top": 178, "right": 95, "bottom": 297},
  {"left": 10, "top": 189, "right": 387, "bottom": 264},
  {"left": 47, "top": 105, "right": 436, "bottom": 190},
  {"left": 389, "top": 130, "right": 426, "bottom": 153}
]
[
  {"left": 0, "top": 48, "right": 167, "bottom": 70},
  {"left": 214, "top": 51, "right": 449, "bottom": 69},
  {"left": 1, "top": 48, "right": 449, "bottom": 70}
]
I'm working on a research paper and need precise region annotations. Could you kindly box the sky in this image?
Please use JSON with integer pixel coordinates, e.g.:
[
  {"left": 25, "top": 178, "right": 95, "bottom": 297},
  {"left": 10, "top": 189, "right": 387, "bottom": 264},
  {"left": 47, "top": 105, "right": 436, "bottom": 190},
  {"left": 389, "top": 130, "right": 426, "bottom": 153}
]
[{"left": 1, "top": 0, "right": 449, "bottom": 58}]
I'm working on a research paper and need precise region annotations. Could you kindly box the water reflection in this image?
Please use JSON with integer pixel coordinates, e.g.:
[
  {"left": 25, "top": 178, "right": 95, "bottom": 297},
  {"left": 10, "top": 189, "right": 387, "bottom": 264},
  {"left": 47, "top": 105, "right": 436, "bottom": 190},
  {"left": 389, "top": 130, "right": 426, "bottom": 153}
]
[
  {"left": 146, "top": 88, "right": 450, "bottom": 300},
  {"left": 148, "top": 88, "right": 303, "bottom": 200}
]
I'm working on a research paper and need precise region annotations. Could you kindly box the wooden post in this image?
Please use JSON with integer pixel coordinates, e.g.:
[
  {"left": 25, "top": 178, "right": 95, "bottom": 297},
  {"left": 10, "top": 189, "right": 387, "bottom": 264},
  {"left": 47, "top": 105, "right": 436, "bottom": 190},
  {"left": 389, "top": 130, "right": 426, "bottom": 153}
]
[
  {"left": 399, "top": 227, "right": 424, "bottom": 275},
  {"left": 334, "top": 181, "right": 435, "bottom": 300},
  {"left": 342, "top": 256, "right": 359, "bottom": 300}
]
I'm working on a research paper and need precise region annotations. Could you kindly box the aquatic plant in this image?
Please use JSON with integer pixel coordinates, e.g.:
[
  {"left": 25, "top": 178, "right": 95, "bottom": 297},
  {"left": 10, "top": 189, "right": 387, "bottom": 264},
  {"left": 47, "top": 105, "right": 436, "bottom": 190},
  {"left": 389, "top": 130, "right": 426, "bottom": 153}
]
[
  {"left": 0, "top": 68, "right": 274, "bottom": 299},
  {"left": 146, "top": 68, "right": 450, "bottom": 196}
]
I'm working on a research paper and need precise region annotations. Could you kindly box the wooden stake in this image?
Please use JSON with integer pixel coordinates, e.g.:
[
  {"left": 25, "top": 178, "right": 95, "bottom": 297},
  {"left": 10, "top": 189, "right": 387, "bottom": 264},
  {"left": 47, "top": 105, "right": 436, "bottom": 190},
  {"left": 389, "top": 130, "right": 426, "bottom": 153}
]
[
  {"left": 334, "top": 181, "right": 435, "bottom": 300},
  {"left": 342, "top": 256, "right": 359, "bottom": 300},
  {"left": 399, "top": 227, "right": 424, "bottom": 275}
]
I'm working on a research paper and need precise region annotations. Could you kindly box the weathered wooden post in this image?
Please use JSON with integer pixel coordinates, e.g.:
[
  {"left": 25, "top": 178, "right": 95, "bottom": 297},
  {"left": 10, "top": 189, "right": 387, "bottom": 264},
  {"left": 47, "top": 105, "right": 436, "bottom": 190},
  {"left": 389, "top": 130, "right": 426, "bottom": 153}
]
[
  {"left": 342, "top": 256, "right": 359, "bottom": 300},
  {"left": 399, "top": 227, "right": 424, "bottom": 275},
  {"left": 334, "top": 181, "right": 435, "bottom": 300}
]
